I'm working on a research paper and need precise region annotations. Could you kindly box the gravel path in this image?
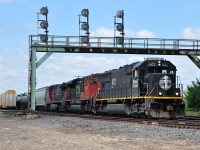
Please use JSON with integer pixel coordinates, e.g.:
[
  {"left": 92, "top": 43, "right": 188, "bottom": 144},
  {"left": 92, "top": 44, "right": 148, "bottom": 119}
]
[{"left": 0, "top": 114, "right": 200, "bottom": 150}]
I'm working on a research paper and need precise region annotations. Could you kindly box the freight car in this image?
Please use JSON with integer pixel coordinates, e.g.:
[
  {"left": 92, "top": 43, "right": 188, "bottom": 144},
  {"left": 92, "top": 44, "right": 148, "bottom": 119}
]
[
  {"left": 16, "top": 92, "right": 29, "bottom": 110},
  {"left": 17, "top": 87, "right": 47, "bottom": 110},
  {"left": 0, "top": 90, "right": 17, "bottom": 109},
  {"left": 17, "top": 86, "right": 66, "bottom": 111},
  {"left": 62, "top": 58, "right": 185, "bottom": 118},
  {"left": 35, "top": 87, "right": 47, "bottom": 110}
]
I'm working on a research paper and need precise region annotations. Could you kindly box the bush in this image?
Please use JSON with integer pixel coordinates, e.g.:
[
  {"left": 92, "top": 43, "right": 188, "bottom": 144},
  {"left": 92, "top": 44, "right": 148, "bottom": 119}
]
[{"left": 184, "top": 78, "right": 200, "bottom": 111}]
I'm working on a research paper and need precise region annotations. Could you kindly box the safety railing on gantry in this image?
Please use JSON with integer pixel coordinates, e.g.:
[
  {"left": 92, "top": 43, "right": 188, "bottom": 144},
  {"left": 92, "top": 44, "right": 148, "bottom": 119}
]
[{"left": 30, "top": 35, "right": 200, "bottom": 50}]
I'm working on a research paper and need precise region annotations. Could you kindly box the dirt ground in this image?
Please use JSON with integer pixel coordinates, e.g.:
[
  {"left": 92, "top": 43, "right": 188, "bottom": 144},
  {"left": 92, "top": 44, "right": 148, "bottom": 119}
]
[{"left": 0, "top": 113, "right": 199, "bottom": 150}]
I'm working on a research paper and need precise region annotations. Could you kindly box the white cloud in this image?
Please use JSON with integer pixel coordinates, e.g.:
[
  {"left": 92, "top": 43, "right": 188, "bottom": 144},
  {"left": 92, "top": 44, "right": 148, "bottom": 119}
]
[
  {"left": 91, "top": 27, "right": 156, "bottom": 38},
  {"left": 182, "top": 27, "right": 200, "bottom": 39},
  {"left": 0, "top": 56, "right": 27, "bottom": 93},
  {"left": 34, "top": 54, "right": 130, "bottom": 88},
  {"left": 136, "top": 29, "right": 156, "bottom": 38},
  {"left": 0, "top": 64, "right": 20, "bottom": 78},
  {"left": 0, "top": 0, "right": 12, "bottom": 3},
  {"left": 0, "top": 69, "right": 17, "bottom": 78},
  {"left": 90, "top": 27, "right": 114, "bottom": 37},
  {"left": 0, "top": 0, "right": 26, "bottom": 3},
  {"left": 44, "top": 55, "right": 127, "bottom": 77},
  {"left": 0, "top": 57, "right": 19, "bottom": 78},
  {"left": 128, "top": 56, "right": 145, "bottom": 63}
]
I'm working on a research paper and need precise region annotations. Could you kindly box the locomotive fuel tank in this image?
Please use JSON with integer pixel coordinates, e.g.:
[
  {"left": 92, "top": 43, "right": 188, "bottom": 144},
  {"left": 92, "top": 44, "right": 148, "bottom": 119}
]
[{"left": 106, "top": 104, "right": 131, "bottom": 115}]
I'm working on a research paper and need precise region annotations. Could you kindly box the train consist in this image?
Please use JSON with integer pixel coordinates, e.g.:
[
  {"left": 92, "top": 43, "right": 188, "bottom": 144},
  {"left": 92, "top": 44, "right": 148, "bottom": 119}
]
[{"left": 17, "top": 58, "right": 185, "bottom": 118}]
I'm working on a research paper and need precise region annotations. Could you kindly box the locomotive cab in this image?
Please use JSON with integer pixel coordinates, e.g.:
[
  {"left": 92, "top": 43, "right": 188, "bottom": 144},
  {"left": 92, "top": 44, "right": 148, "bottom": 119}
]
[{"left": 132, "top": 58, "right": 185, "bottom": 118}]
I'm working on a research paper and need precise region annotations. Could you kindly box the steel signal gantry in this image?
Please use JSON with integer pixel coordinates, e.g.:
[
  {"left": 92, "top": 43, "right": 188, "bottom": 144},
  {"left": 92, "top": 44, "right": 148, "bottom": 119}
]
[{"left": 29, "top": 35, "right": 200, "bottom": 111}]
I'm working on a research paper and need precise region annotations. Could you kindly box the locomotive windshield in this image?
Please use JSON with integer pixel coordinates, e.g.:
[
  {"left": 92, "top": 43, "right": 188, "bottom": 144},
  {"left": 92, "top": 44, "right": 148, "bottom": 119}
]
[
  {"left": 90, "top": 76, "right": 99, "bottom": 84},
  {"left": 148, "top": 67, "right": 175, "bottom": 74}
]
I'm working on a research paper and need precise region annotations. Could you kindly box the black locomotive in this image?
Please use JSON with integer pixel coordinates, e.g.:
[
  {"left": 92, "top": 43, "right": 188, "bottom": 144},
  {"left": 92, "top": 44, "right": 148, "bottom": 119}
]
[{"left": 97, "top": 57, "right": 185, "bottom": 118}]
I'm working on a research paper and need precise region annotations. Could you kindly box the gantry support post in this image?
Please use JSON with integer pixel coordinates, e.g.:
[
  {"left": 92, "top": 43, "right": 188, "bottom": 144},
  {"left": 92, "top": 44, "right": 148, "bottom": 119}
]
[
  {"left": 30, "top": 47, "right": 36, "bottom": 111},
  {"left": 29, "top": 47, "right": 52, "bottom": 111}
]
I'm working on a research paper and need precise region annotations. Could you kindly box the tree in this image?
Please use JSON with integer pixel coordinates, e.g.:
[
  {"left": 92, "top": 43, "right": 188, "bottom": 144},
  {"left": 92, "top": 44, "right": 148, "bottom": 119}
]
[{"left": 184, "top": 78, "right": 200, "bottom": 111}]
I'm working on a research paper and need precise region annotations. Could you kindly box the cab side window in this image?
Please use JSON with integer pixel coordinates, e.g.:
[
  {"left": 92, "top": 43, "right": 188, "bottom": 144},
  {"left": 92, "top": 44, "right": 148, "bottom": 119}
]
[
  {"left": 134, "top": 70, "right": 138, "bottom": 79},
  {"left": 84, "top": 77, "right": 88, "bottom": 85}
]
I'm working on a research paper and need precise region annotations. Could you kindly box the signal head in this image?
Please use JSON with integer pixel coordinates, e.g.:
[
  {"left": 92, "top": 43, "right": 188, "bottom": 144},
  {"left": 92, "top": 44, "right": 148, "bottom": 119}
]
[
  {"left": 40, "top": 7, "right": 48, "bottom": 15},
  {"left": 81, "top": 9, "right": 89, "bottom": 17},
  {"left": 81, "top": 23, "right": 89, "bottom": 31},
  {"left": 40, "top": 21, "right": 48, "bottom": 29},
  {"left": 116, "top": 10, "right": 124, "bottom": 18},
  {"left": 40, "top": 35, "right": 48, "bottom": 43},
  {"left": 116, "top": 23, "right": 123, "bottom": 32}
]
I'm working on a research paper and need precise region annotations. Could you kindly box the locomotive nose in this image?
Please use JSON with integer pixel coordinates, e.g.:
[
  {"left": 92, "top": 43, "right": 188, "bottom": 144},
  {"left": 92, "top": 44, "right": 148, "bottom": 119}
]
[{"left": 145, "top": 73, "right": 176, "bottom": 96}]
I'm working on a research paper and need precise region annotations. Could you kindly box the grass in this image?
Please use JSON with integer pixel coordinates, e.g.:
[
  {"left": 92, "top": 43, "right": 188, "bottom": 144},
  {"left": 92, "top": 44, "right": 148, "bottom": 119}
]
[
  {"left": 177, "top": 135, "right": 187, "bottom": 140},
  {"left": 2, "top": 111, "right": 17, "bottom": 116},
  {"left": 186, "top": 111, "right": 200, "bottom": 116}
]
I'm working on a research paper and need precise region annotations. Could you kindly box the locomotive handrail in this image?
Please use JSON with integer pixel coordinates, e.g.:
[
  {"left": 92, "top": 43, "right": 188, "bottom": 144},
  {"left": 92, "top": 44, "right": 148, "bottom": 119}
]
[
  {"left": 30, "top": 35, "right": 200, "bottom": 51},
  {"left": 147, "top": 83, "right": 158, "bottom": 97}
]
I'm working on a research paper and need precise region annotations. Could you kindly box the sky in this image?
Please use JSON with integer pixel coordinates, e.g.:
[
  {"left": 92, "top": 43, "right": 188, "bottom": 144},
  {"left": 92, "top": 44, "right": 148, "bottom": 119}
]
[{"left": 1, "top": 0, "right": 200, "bottom": 94}]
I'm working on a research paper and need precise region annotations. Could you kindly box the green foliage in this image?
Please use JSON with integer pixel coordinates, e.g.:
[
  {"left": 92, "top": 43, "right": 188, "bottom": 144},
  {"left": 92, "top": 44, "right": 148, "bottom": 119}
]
[
  {"left": 3, "top": 111, "right": 17, "bottom": 116},
  {"left": 185, "top": 110, "right": 200, "bottom": 116},
  {"left": 184, "top": 78, "right": 200, "bottom": 111},
  {"left": 177, "top": 135, "right": 187, "bottom": 140}
]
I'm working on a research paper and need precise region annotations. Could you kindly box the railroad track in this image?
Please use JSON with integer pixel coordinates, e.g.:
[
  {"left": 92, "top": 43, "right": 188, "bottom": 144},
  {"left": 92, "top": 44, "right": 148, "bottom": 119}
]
[
  {"left": 1, "top": 109, "right": 200, "bottom": 130},
  {"left": 35, "top": 111, "right": 200, "bottom": 130}
]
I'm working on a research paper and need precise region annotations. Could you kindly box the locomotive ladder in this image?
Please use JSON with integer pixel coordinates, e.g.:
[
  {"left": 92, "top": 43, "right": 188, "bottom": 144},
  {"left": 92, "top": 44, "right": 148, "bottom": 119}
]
[{"left": 29, "top": 35, "right": 200, "bottom": 111}]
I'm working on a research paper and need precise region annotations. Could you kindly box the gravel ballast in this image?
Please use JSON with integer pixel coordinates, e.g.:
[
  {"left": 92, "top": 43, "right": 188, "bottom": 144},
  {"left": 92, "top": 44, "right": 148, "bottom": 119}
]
[{"left": 0, "top": 113, "right": 200, "bottom": 150}]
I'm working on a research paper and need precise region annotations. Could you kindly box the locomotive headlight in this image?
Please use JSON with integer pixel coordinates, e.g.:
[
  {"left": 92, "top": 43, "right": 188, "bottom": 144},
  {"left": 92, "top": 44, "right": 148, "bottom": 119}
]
[
  {"left": 175, "top": 92, "right": 179, "bottom": 96},
  {"left": 158, "top": 61, "right": 161, "bottom": 66},
  {"left": 158, "top": 92, "right": 162, "bottom": 96}
]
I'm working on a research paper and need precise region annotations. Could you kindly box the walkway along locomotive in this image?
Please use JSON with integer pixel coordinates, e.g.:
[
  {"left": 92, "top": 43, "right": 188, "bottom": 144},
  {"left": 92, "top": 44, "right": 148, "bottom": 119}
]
[{"left": 18, "top": 58, "right": 185, "bottom": 118}]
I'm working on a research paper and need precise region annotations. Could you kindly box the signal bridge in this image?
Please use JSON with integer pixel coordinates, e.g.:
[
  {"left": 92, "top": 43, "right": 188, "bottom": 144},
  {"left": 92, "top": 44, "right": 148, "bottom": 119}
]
[
  {"left": 29, "top": 35, "right": 200, "bottom": 111},
  {"left": 31, "top": 35, "right": 200, "bottom": 63}
]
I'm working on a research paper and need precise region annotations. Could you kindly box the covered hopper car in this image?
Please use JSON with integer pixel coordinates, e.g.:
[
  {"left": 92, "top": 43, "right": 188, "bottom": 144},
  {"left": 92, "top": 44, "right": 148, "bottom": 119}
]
[{"left": 0, "top": 90, "right": 17, "bottom": 109}]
